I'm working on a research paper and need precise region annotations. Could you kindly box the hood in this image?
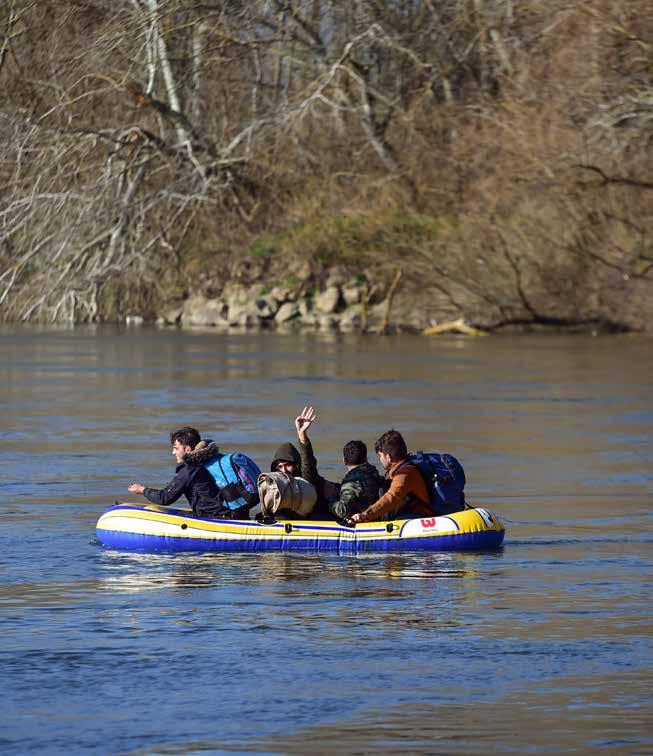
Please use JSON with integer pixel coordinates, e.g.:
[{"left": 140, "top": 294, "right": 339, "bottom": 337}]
[
  {"left": 270, "top": 442, "right": 301, "bottom": 471},
  {"left": 183, "top": 440, "right": 220, "bottom": 467}
]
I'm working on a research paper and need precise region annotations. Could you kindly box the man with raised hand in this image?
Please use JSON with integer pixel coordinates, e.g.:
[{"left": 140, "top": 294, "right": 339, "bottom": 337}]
[{"left": 292, "top": 405, "right": 340, "bottom": 518}]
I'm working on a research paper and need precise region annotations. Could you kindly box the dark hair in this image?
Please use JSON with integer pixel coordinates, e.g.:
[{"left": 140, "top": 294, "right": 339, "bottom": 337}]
[
  {"left": 170, "top": 427, "right": 201, "bottom": 449},
  {"left": 343, "top": 440, "right": 367, "bottom": 466},
  {"left": 374, "top": 429, "right": 407, "bottom": 461}
]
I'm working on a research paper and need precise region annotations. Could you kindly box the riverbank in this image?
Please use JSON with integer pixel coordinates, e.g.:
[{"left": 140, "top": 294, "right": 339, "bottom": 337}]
[
  {"left": 152, "top": 266, "right": 423, "bottom": 335},
  {"left": 127, "top": 191, "right": 653, "bottom": 336},
  {"left": 137, "top": 244, "right": 649, "bottom": 335}
]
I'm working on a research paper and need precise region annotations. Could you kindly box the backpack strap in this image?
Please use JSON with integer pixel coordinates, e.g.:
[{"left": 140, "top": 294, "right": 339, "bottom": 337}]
[{"left": 219, "top": 481, "right": 259, "bottom": 508}]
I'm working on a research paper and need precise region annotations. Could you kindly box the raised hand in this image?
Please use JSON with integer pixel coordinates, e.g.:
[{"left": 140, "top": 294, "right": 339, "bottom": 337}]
[{"left": 295, "top": 405, "right": 317, "bottom": 443}]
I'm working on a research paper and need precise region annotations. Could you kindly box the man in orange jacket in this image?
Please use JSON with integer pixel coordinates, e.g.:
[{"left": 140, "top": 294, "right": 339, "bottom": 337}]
[{"left": 350, "top": 429, "right": 433, "bottom": 523}]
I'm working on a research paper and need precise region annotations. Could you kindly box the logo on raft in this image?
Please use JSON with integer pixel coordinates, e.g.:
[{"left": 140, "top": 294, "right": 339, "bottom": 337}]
[{"left": 400, "top": 508, "right": 497, "bottom": 538}]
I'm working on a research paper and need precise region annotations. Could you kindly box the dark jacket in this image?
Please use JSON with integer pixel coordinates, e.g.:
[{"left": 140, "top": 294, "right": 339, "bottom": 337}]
[
  {"left": 329, "top": 462, "right": 385, "bottom": 520},
  {"left": 297, "top": 438, "right": 341, "bottom": 518},
  {"left": 143, "top": 449, "right": 232, "bottom": 519},
  {"left": 270, "top": 439, "right": 340, "bottom": 518}
]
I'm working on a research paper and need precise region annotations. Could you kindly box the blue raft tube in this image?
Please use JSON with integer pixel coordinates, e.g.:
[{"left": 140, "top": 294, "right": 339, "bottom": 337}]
[{"left": 96, "top": 503, "right": 505, "bottom": 553}]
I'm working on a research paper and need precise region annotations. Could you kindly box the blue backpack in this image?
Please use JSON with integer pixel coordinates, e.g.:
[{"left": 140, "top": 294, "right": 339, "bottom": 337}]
[
  {"left": 205, "top": 452, "right": 261, "bottom": 512},
  {"left": 410, "top": 451, "right": 466, "bottom": 515}
]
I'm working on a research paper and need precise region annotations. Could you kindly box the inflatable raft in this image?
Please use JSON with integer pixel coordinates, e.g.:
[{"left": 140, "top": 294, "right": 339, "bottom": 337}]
[{"left": 96, "top": 503, "right": 505, "bottom": 553}]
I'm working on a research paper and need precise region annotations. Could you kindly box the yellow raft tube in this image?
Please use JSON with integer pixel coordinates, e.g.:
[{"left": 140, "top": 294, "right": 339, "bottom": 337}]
[{"left": 96, "top": 503, "right": 505, "bottom": 553}]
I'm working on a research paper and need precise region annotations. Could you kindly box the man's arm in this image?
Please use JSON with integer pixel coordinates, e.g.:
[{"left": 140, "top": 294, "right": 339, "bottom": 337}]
[
  {"left": 330, "top": 480, "right": 364, "bottom": 519},
  {"left": 294, "top": 406, "right": 341, "bottom": 509},
  {"left": 351, "top": 470, "right": 412, "bottom": 523},
  {"left": 128, "top": 471, "right": 187, "bottom": 507},
  {"left": 295, "top": 405, "right": 319, "bottom": 484},
  {"left": 298, "top": 436, "right": 320, "bottom": 488}
]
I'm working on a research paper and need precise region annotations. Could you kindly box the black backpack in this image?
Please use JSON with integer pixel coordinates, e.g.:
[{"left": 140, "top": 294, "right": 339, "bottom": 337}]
[{"left": 410, "top": 451, "right": 466, "bottom": 515}]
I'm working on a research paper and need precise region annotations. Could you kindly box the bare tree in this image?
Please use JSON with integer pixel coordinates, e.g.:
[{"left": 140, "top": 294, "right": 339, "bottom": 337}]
[{"left": 0, "top": 0, "right": 651, "bottom": 329}]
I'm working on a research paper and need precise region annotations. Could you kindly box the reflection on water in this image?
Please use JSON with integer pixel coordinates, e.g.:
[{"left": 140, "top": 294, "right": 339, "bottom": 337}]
[
  {"left": 1, "top": 327, "right": 652, "bottom": 756},
  {"left": 94, "top": 550, "right": 487, "bottom": 594},
  {"left": 97, "top": 551, "right": 230, "bottom": 592}
]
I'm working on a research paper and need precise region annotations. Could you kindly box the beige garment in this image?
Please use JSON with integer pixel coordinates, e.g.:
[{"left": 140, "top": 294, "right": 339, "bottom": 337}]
[{"left": 257, "top": 472, "right": 317, "bottom": 517}]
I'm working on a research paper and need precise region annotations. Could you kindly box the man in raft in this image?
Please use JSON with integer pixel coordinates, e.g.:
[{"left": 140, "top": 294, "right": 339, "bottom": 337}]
[
  {"left": 290, "top": 406, "right": 384, "bottom": 520},
  {"left": 128, "top": 427, "right": 234, "bottom": 519},
  {"left": 349, "top": 429, "right": 433, "bottom": 523},
  {"left": 269, "top": 407, "right": 339, "bottom": 518}
]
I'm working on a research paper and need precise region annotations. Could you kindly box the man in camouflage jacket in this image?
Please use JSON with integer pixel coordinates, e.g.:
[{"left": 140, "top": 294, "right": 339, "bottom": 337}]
[{"left": 329, "top": 442, "right": 385, "bottom": 520}]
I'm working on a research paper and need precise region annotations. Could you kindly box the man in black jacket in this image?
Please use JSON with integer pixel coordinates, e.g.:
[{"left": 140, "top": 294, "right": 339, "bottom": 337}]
[{"left": 128, "top": 427, "right": 233, "bottom": 519}]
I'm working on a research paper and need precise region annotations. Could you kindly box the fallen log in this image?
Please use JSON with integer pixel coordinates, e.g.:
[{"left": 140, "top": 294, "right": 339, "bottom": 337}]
[{"left": 423, "top": 318, "right": 486, "bottom": 337}]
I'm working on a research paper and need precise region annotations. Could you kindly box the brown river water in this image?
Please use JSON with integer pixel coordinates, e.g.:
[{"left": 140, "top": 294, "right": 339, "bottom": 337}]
[{"left": 1, "top": 325, "right": 651, "bottom": 755}]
